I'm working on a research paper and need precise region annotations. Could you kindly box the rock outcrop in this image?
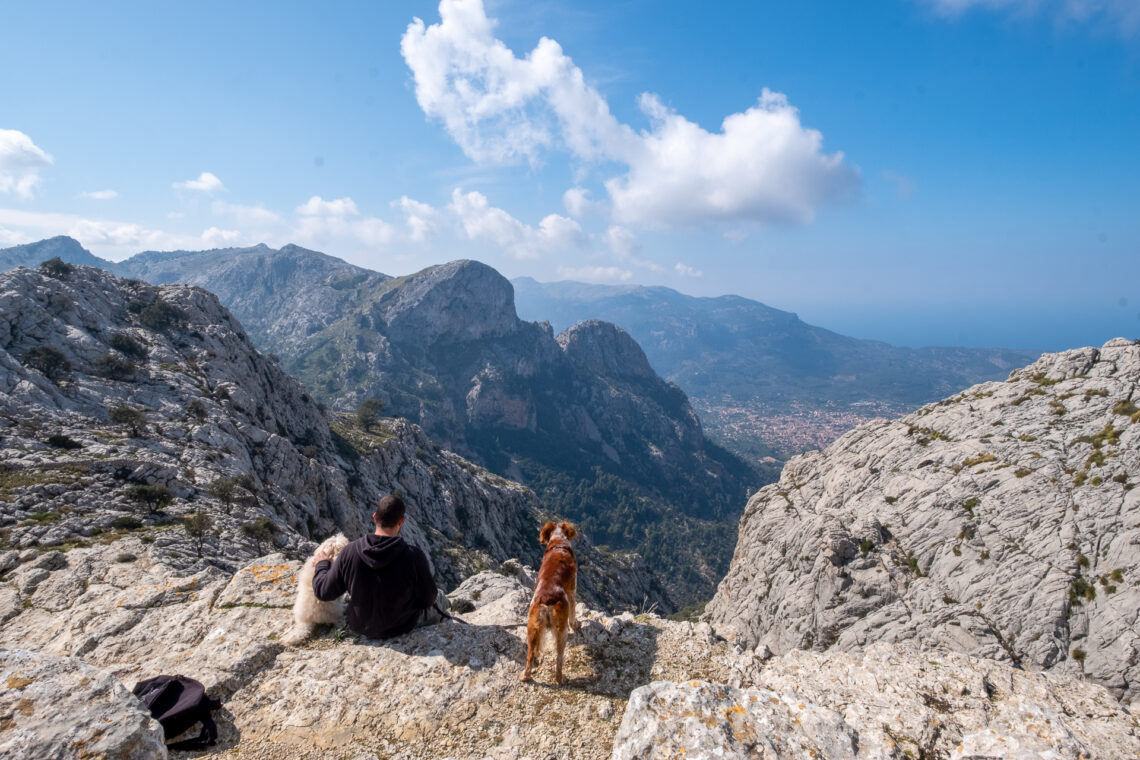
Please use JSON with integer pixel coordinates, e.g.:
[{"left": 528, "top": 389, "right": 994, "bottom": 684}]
[
  {"left": 613, "top": 644, "right": 1140, "bottom": 759},
  {"left": 4, "top": 550, "right": 1137, "bottom": 759},
  {"left": 0, "top": 648, "right": 167, "bottom": 760},
  {"left": 707, "top": 339, "right": 1140, "bottom": 703}
]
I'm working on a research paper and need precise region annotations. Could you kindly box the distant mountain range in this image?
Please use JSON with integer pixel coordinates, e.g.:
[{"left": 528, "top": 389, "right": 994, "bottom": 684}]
[
  {"left": 513, "top": 278, "right": 1038, "bottom": 460},
  {"left": 1, "top": 237, "right": 752, "bottom": 609}
]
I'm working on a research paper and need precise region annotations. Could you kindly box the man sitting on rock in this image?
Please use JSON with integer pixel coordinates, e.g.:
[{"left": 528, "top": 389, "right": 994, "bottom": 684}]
[{"left": 312, "top": 494, "right": 450, "bottom": 638}]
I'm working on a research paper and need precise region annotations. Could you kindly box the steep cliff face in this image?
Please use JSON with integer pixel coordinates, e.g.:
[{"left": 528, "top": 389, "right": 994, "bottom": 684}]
[
  {"left": 186, "top": 254, "right": 756, "bottom": 610},
  {"left": 0, "top": 262, "right": 654, "bottom": 609},
  {"left": 707, "top": 338, "right": 1140, "bottom": 703}
]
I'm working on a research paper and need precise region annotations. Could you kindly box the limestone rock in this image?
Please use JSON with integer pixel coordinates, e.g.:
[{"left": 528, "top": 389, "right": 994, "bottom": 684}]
[
  {"left": 707, "top": 339, "right": 1140, "bottom": 703},
  {"left": 613, "top": 680, "right": 859, "bottom": 760},
  {"left": 0, "top": 648, "right": 167, "bottom": 760},
  {"left": 615, "top": 644, "right": 1140, "bottom": 759}
]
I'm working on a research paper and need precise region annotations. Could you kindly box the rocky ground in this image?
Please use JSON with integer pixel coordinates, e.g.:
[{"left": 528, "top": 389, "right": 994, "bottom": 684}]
[
  {"left": 707, "top": 338, "right": 1140, "bottom": 705},
  {"left": 4, "top": 543, "right": 1137, "bottom": 759}
]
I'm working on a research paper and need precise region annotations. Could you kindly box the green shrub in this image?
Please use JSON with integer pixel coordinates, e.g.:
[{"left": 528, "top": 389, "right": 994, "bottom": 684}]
[
  {"left": 1071, "top": 648, "right": 1086, "bottom": 663},
  {"left": 124, "top": 484, "right": 173, "bottom": 514},
  {"left": 356, "top": 397, "right": 385, "bottom": 431},
  {"left": 108, "top": 405, "right": 147, "bottom": 436},
  {"left": 240, "top": 516, "right": 279, "bottom": 553},
  {"left": 1112, "top": 400, "right": 1139, "bottom": 417},
  {"left": 46, "top": 434, "right": 82, "bottom": 450},
  {"left": 186, "top": 399, "right": 207, "bottom": 421},
  {"left": 962, "top": 453, "right": 996, "bottom": 468},
  {"left": 183, "top": 511, "right": 215, "bottom": 557},
  {"left": 110, "top": 515, "right": 143, "bottom": 531},
  {"left": 859, "top": 539, "right": 874, "bottom": 557},
  {"left": 94, "top": 353, "right": 137, "bottom": 380},
  {"left": 137, "top": 299, "right": 186, "bottom": 331},
  {"left": 27, "top": 510, "right": 61, "bottom": 523},
  {"left": 108, "top": 332, "right": 147, "bottom": 358},
  {"left": 22, "top": 345, "right": 71, "bottom": 381},
  {"left": 39, "top": 257, "right": 75, "bottom": 278}
]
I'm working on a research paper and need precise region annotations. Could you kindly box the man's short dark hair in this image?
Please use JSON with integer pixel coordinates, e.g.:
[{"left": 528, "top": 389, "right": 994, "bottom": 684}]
[{"left": 375, "top": 494, "right": 406, "bottom": 527}]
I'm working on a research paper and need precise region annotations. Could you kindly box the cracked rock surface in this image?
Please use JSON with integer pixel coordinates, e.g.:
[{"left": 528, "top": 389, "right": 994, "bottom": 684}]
[{"left": 707, "top": 338, "right": 1140, "bottom": 704}]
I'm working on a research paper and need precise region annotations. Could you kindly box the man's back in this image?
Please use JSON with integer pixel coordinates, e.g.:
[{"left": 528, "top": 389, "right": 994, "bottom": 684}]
[{"left": 311, "top": 533, "right": 437, "bottom": 639}]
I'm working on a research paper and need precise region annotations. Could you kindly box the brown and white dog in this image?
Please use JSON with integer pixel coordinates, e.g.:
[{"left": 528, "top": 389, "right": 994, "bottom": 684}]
[
  {"left": 521, "top": 521, "right": 579, "bottom": 684},
  {"left": 281, "top": 533, "right": 350, "bottom": 646}
]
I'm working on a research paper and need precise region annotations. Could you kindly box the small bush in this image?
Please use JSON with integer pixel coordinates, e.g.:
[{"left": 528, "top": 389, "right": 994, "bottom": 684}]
[
  {"left": 108, "top": 332, "right": 147, "bottom": 358},
  {"left": 124, "top": 484, "right": 173, "bottom": 514},
  {"left": 183, "top": 511, "right": 215, "bottom": 558},
  {"left": 186, "top": 399, "right": 207, "bottom": 421},
  {"left": 94, "top": 353, "right": 137, "bottom": 381},
  {"left": 1112, "top": 400, "right": 1139, "bottom": 417},
  {"left": 27, "top": 510, "right": 61, "bottom": 523},
  {"left": 22, "top": 345, "right": 71, "bottom": 381},
  {"left": 962, "top": 453, "right": 996, "bottom": 468},
  {"left": 108, "top": 405, "right": 147, "bottom": 436},
  {"left": 1071, "top": 648, "right": 1086, "bottom": 663},
  {"left": 356, "top": 397, "right": 385, "bottom": 431},
  {"left": 240, "top": 516, "right": 279, "bottom": 553},
  {"left": 137, "top": 299, "right": 186, "bottom": 331},
  {"left": 110, "top": 516, "right": 143, "bottom": 531},
  {"left": 39, "top": 257, "right": 76, "bottom": 278},
  {"left": 859, "top": 539, "right": 874, "bottom": 557},
  {"left": 46, "top": 434, "right": 82, "bottom": 450},
  {"left": 1077, "top": 553, "right": 1090, "bottom": 569}
]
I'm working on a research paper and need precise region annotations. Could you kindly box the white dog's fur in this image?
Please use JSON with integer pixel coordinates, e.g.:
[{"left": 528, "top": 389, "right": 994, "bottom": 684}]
[{"left": 282, "top": 533, "right": 350, "bottom": 646}]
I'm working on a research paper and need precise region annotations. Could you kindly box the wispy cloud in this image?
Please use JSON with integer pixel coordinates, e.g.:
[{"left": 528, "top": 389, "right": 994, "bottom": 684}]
[
  {"left": 79, "top": 189, "right": 118, "bottom": 200},
  {"left": 173, "top": 171, "right": 225, "bottom": 192},
  {"left": 674, "top": 262, "right": 704, "bottom": 279},
  {"left": 0, "top": 130, "right": 53, "bottom": 200},
  {"left": 557, "top": 265, "right": 633, "bottom": 282},
  {"left": 921, "top": 0, "right": 1140, "bottom": 34},
  {"left": 402, "top": 0, "right": 858, "bottom": 229},
  {"left": 0, "top": 207, "right": 196, "bottom": 259}
]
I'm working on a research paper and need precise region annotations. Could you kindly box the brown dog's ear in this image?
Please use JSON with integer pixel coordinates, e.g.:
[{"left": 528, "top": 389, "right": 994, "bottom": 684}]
[
  {"left": 539, "top": 521, "right": 555, "bottom": 545},
  {"left": 560, "top": 522, "right": 577, "bottom": 541}
]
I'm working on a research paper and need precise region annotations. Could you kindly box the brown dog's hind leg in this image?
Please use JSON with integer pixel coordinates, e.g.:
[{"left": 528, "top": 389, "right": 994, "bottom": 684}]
[
  {"left": 520, "top": 614, "right": 541, "bottom": 682},
  {"left": 554, "top": 624, "right": 568, "bottom": 685}
]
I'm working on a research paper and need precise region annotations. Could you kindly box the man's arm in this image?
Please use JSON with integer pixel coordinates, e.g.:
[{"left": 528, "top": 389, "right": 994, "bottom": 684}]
[
  {"left": 411, "top": 547, "right": 438, "bottom": 610},
  {"left": 312, "top": 551, "right": 349, "bottom": 602}
]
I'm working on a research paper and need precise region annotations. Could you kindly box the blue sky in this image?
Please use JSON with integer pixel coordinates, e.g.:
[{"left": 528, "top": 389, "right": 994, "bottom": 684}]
[{"left": 1, "top": 0, "right": 1137, "bottom": 351}]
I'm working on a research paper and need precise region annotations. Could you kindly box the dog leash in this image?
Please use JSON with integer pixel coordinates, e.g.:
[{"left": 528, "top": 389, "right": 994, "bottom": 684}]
[{"left": 434, "top": 602, "right": 470, "bottom": 625}]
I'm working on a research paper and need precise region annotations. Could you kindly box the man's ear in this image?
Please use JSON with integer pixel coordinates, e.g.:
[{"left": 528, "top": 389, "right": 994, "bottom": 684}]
[
  {"left": 561, "top": 522, "right": 577, "bottom": 541},
  {"left": 539, "top": 521, "right": 555, "bottom": 545},
  {"left": 372, "top": 512, "right": 378, "bottom": 524}
]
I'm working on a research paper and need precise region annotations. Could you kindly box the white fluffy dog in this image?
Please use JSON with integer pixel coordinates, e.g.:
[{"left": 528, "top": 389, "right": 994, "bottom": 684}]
[{"left": 282, "top": 533, "right": 350, "bottom": 646}]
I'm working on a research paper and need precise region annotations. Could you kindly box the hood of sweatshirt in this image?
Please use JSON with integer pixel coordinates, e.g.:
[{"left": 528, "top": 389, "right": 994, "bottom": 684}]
[{"left": 357, "top": 534, "right": 409, "bottom": 570}]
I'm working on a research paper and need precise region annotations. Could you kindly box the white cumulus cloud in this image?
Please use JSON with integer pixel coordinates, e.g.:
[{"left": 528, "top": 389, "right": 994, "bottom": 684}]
[
  {"left": 674, "top": 262, "right": 704, "bottom": 279},
  {"left": 295, "top": 195, "right": 359, "bottom": 217},
  {"left": 0, "top": 130, "right": 53, "bottom": 199},
  {"left": 394, "top": 196, "right": 442, "bottom": 242},
  {"left": 80, "top": 189, "right": 118, "bottom": 200},
  {"left": 608, "top": 91, "right": 857, "bottom": 227},
  {"left": 292, "top": 195, "right": 394, "bottom": 249},
  {"left": 402, "top": 0, "right": 857, "bottom": 229},
  {"left": 449, "top": 188, "right": 585, "bottom": 259},
  {"left": 173, "top": 172, "right": 225, "bottom": 192}
]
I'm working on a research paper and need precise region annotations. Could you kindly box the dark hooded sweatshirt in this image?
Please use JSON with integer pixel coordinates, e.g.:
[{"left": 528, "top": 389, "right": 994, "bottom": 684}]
[{"left": 311, "top": 534, "right": 437, "bottom": 639}]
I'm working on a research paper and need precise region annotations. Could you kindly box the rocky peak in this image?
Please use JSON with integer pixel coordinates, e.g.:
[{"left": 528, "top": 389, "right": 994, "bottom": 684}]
[
  {"left": 375, "top": 259, "right": 520, "bottom": 346},
  {"left": 706, "top": 338, "right": 1140, "bottom": 704},
  {"left": 557, "top": 319, "right": 657, "bottom": 383},
  {"left": 0, "top": 236, "right": 110, "bottom": 272}
]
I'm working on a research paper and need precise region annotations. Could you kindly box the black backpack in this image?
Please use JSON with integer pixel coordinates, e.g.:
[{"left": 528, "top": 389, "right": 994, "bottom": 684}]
[{"left": 132, "top": 675, "right": 222, "bottom": 750}]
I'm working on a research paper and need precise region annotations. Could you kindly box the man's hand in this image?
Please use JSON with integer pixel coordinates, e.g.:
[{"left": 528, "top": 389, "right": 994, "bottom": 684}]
[{"left": 313, "top": 549, "right": 333, "bottom": 564}]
